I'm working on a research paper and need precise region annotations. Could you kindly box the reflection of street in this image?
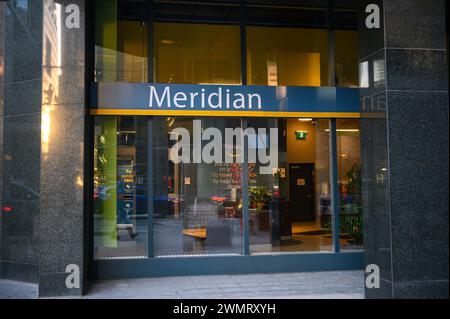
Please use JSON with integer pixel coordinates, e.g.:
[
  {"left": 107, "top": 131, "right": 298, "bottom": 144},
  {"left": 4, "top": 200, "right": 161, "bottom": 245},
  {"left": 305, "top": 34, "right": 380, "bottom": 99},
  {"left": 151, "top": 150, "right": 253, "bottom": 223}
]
[
  {"left": 154, "top": 219, "right": 185, "bottom": 256},
  {"left": 94, "top": 217, "right": 148, "bottom": 259}
]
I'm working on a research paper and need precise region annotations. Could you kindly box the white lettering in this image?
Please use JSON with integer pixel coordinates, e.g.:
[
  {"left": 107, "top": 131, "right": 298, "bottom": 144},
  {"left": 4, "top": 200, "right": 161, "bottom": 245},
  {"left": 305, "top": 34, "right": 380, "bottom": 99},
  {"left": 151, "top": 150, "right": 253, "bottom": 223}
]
[
  {"left": 169, "top": 128, "right": 190, "bottom": 163},
  {"left": 208, "top": 87, "right": 222, "bottom": 108},
  {"left": 65, "top": 4, "right": 80, "bottom": 29},
  {"left": 148, "top": 86, "right": 264, "bottom": 111},
  {"left": 65, "top": 264, "right": 80, "bottom": 289},
  {"left": 149, "top": 86, "right": 171, "bottom": 108},
  {"left": 173, "top": 92, "right": 187, "bottom": 108},
  {"left": 258, "top": 128, "right": 279, "bottom": 174},
  {"left": 192, "top": 120, "right": 202, "bottom": 164},
  {"left": 248, "top": 93, "right": 262, "bottom": 109},
  {"left": 365, "top": 264, "right": 380, "bottom": 288},
  {"left": 202, "top": 127, "right": 222, "bottom": 163},
  {"left": 365, "top": 4, "right": 380, "bottom": 29},
  {"left": 189, "top": 92, "right": 198, "bottom": 108},
  {"left": 233, "top": 93, "right": 245, "bottom": 109}
]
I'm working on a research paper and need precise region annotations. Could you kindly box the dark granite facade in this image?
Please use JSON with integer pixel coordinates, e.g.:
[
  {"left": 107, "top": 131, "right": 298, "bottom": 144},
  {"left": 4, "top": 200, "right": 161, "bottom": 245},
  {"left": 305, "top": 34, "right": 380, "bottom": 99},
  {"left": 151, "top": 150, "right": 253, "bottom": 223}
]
[
  {"left": 359, "top": 0, "right": 449, "bottom": 299},
  {"left": 0, "top": 0, "right": 43, "bottom": 283},
  {"left": 0, "top": 0, "right": 86, "bottom": 296},
  {"left": 0, "top": 2, "right": 4, "bottom": 279}
]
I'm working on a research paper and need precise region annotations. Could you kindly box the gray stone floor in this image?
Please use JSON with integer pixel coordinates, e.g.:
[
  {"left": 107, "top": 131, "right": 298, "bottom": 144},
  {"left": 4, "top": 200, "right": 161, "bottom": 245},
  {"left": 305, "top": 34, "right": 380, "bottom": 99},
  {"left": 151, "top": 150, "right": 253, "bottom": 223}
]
[{"left": 1, "top": 270, "right": 364, "bottom": 299}]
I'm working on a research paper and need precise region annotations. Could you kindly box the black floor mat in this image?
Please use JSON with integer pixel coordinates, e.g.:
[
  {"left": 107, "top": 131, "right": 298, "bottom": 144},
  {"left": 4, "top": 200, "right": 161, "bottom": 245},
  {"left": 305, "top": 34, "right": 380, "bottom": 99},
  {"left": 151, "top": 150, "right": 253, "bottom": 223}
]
[
  {"left": 294, "top": 230, "right": 330, "bottom": 236},
  {"left": 324, "top": 234, "right": 354, "bottom": 240}
]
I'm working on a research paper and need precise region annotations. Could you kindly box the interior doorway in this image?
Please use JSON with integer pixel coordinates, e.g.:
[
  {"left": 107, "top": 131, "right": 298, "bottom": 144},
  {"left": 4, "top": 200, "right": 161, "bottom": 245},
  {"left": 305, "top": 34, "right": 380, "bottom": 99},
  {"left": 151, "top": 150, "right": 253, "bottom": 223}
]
[{"left": 289, "top": 163, "right": 315, "bottom": 222}]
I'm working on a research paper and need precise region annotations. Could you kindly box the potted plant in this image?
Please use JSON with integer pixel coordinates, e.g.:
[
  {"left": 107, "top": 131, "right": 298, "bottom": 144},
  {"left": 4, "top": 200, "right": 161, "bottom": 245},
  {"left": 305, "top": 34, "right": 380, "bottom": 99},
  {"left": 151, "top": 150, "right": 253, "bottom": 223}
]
[
  {"left": 249, "top": 186, "right": 268, "bottom": 210},
  {"left": 340, "top": 162, "right": 363, "bottom": 245}
]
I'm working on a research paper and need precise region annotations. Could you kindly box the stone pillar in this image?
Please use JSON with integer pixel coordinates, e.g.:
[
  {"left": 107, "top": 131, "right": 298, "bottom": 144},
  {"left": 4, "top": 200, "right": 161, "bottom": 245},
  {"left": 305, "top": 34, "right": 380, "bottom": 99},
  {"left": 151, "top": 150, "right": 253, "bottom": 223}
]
[
  {"left": 359, "top": 0, "right": 449, "bottom": 298},
  {"left": 1, "top": 0, "right": 43, "bottom": 283},
  {"left": 38, "top": 0, "right": 86, "bottom": 297},
  {"left": 0, "top": 0, "right": 86, "bottom": 297},
  {"left": 0, "top": 2, "right": 5, "bottom": 277}
]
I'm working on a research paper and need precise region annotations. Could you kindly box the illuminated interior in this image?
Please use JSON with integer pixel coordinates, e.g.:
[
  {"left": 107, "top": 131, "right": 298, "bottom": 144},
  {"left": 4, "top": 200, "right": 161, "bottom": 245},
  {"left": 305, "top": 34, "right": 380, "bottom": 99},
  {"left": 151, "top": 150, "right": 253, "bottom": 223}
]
[{"left": 93, "top": 117, "right": 362, "bottom": 259}]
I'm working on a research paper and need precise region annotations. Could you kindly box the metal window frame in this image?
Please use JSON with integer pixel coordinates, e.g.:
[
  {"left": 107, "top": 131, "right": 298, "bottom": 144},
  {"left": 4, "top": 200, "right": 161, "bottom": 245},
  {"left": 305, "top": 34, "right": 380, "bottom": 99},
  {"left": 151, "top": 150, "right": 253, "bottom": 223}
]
[{"left": 329, "top": 119, "right": 340, "bottom": 253}]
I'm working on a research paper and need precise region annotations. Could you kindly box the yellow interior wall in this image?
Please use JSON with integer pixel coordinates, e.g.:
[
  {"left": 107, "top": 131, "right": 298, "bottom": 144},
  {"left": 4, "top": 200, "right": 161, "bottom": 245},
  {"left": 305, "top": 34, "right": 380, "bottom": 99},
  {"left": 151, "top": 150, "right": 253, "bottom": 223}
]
[
  {"left": 154, "top": 23, "right": 241, "bottom": 84},
  {"left": 278, "top": 52, "right": 321, "bottom": 86},
  {"left": 117, "top": 21, "right": 148, "bottom": 82},
  {"left": 334, "top": 30, "right": 359, "bottom": 87},
  {"left": 118, "top": 21, "right": 148, "bottom": 58},
  {"left": 247, "top": 26, "right": 328, "bottom": 86},
  {"left": 286, "top": 119, "right": 316, "bottom": 164}
]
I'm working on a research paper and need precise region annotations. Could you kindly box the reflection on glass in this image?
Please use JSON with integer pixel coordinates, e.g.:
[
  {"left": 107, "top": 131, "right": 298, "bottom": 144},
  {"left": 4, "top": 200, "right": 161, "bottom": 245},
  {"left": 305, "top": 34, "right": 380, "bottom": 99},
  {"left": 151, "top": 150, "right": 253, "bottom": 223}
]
[
  {"left": 91, "top": 116, "right": 362, "bottom": 258},
  {"left": 359, "top": 61, "right": 369, "bottom": 88},
  {"left": 154, "top": 23, "right": 241, "bottom": 84},
  {"left": 336, "top": 119, "right": 363, "bottom": 250},
  {"left": 42, "top": 1, "right": 63, "bottom": 157},
  {"left": 373, "top": 59, "right": 385, "bottom": 88},
  {"left": 93, "top": 116, "right": 148, "bottom": 259},
  {"left": 153, "top": 117, "right": 243, "bottom": 257},
  {"left": 248, "top": 118, "right": 333, "bottom": 254},
  {"left": 95, "top": 0, "right": 148, "bottom": 82},
  {"left": 247, "top": 27, "right": 329, "bottom": 86},
  {"left": 334, "top": 30, "right": 359, "bottom": 87}
]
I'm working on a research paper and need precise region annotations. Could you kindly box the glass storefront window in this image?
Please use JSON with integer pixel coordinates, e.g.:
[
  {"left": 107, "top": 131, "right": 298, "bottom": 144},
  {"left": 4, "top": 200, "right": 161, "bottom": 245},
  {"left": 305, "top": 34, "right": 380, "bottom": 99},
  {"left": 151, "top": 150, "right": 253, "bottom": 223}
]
[
  {"left": 336, "top": 119, "right": 363, "bottom": 250},
  {"left": 246, "top": 27, "right": 329, "bottom": 86},
  {"left": 154, "top": 22, "right": 241, "bottom": 84},
  {"left": 245, "top": 3, "right": 327, "bottom": 29},
  {"left": 153, "top": 117, "right": 243, "bottom": 257},
  {"left": 247, "top": 118, "right": 333, "bottom": 254},
  {"left": 92, "top": 116, "right": 363, "bottom": 259},
  {"left": 91, "top": 0, "right": 363, "bottom": 260},
  {"left": 335, "top": 30, "right": 359, "bottom": 87},
  {"left": 93, "top": 116, "right": 148, "bottom": 259},
  {"left": 93, "top": 1, "right": 358, "bottom": 88},
  {"left": 246, "top": 118, "right": 286, "bottom": 253},
  {"left": 153, "top": 0, "right": 240, "bottom": 25},
  {"left": 95, "top": 0, "right": 149, "bottom": 83}
]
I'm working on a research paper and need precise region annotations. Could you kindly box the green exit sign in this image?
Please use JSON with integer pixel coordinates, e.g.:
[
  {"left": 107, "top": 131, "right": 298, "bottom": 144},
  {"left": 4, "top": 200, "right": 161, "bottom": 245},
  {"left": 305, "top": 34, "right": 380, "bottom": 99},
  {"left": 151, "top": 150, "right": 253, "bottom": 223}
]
[{"left": 295, "top": 130, "right": 308, "bottom": 140}]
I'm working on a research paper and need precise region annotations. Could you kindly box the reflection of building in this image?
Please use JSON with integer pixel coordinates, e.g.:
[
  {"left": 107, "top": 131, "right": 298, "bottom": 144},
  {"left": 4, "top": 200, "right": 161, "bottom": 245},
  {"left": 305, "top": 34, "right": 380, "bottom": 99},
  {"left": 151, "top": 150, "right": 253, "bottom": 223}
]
[
  {"left": 42, "top": 1, "right": 61, "bottom": 155},
  {"left": 0, "top": 0, "right": 449, "bottom": 299}
]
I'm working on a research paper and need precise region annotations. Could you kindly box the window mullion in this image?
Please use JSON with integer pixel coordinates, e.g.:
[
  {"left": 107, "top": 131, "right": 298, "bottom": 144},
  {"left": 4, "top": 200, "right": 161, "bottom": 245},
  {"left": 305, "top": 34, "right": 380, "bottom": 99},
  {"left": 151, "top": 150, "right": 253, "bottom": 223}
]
[{"left": 242, "top": 118, "right": 250, "bottom": 255}]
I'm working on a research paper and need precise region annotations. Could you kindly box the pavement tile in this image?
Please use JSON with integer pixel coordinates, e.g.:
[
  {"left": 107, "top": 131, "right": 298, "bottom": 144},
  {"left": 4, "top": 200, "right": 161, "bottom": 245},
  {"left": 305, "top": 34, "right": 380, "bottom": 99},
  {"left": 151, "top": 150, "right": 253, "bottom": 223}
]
[{"left": 1, "top": 271, "right": 365, "bottom": 299}]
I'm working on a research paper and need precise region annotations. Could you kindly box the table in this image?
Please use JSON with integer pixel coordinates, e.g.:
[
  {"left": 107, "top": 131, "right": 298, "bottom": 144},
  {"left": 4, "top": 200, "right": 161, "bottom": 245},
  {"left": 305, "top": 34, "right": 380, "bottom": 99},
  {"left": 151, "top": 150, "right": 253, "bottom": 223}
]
[{"left": 182, "top": 228, "right": 206, "bottom": 240}]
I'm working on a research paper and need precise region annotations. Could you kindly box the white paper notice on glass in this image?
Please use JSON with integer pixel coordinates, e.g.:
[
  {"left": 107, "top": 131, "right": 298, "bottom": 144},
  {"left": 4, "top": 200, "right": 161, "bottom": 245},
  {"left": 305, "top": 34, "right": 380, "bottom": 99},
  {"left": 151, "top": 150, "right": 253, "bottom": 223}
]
[{"left": 184, "top": 177, "right": 191, "bottom": 185}]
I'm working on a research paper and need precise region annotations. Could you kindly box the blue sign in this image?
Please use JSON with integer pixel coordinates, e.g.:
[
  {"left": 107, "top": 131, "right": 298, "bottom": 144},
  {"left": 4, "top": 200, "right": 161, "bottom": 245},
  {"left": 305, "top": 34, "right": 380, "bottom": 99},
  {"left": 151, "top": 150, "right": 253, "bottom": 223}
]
[{"left": 91, "top": 83, "right": 359, "bottom": 117}]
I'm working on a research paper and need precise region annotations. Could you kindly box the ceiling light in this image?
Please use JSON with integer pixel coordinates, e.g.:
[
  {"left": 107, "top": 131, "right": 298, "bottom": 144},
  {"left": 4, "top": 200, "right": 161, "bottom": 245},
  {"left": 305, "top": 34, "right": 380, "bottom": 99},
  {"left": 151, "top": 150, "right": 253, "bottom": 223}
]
[
  {"left": 298, "top": 118, "right": 313, "bottom": 122},
  {"left": 325, "top": 129, "right": 360, "bottom": 132}
]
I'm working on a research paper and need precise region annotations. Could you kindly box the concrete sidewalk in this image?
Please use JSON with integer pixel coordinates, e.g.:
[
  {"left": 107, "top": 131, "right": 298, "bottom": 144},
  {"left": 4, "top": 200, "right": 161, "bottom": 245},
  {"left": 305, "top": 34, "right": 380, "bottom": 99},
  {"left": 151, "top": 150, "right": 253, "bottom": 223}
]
[
  {"left": 0, "top": 279, "right": 38, "bottom": 299},
  {"left": 1, "top": 270, "right": 364, "bottom": 299}
]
